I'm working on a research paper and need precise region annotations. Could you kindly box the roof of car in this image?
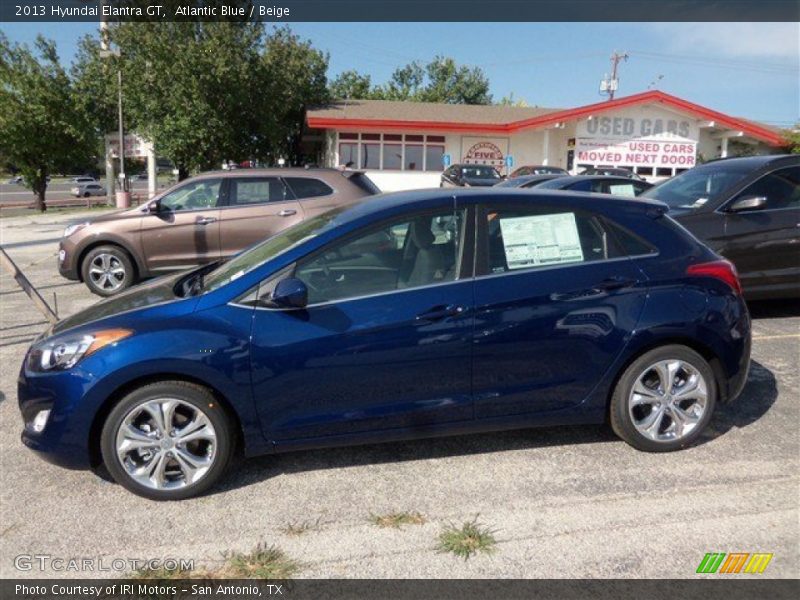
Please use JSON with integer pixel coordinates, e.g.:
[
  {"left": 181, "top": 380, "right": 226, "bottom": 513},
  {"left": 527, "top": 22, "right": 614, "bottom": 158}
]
[
  {"left": 697, "top": 154, "right": 797, "bottom": 168},
  {"left": 192, "top": 167, "right": 365, "bottom": 178},
  {"left": 329, "top": 187, "right": 666, "bottom": 229}
]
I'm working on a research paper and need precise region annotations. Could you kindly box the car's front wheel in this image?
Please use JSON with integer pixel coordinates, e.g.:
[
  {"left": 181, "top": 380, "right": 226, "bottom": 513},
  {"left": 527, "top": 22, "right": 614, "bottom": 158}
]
[
  {"left": 81, "top": 245, "right": 136, "bottom": 296},
  {"left": 610, "top": 345, "right": 717, "bottom": 452},
  {"left": 101, "top": 381, "right": 235, "bottom": 500}
]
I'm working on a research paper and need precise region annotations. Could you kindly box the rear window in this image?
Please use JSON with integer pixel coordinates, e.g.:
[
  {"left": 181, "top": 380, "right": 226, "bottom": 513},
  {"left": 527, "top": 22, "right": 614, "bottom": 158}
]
[{"left": 284, "top": 177, "right": 333, "bottom": 199}]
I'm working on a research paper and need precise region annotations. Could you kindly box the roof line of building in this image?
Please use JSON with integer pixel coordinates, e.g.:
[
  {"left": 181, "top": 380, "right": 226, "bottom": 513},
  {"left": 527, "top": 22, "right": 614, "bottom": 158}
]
[{"left": 307, "top": 90, "right": 786, "bottom": 146}]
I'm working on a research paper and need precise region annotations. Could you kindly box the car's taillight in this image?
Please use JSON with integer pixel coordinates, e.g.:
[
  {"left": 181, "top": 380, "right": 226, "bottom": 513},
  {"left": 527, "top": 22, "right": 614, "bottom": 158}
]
[{"left": 686, "top": 259, "right": 742, "bottom": 295}]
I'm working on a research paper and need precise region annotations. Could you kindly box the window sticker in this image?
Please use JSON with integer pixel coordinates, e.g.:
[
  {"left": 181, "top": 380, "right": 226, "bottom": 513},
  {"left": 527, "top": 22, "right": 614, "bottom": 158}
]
[
  {"left": 499, "top": 212, "right": 584, "bottom": 269},
  {"left": 609, "top": 184, "right": 636, "bottom": 197}
]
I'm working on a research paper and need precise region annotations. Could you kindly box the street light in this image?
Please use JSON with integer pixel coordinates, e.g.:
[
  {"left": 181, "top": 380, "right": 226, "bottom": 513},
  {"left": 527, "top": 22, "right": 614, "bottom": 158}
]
[{"left": 99, "top": 47, "right": 129, "bottom": 208}]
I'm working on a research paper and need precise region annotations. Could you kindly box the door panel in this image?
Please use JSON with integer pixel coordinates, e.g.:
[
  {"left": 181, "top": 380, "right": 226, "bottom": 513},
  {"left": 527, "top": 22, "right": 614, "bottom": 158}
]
[
  {"left": 250, "top": 205, "right": 472, "bottom": 441},
  {"left": 722, "top": 210, "right": 800, "bottom": 291},
  {"left": 718, "top": 166, "right": 800, "bottom": 292},
  {"left": 473, "top": 262, "right": 645, "bottom": 418},
  {"left": 473, "top": 204, "right": 646, "bottom": 418},
  {"left": 140, "top": 178, "right": 223, "bottom": 271},
  {"left": 250, "top": 282, "right": 474, "bottom": 441},
  {"left": 219, "top": 177, "right": 304, "bottom": 259}
]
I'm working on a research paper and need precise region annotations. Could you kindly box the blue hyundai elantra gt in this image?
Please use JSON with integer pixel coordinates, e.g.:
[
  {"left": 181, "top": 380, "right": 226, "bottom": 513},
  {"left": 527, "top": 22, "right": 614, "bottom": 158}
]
[{"left": 19, "top": 189, "right": 751, "bottom": 500}]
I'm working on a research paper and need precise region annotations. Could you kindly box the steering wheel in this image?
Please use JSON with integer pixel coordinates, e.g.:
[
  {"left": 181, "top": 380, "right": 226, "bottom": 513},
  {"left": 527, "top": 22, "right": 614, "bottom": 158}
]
[{"left": 185, "top": 190, "right": 208, "bottom": 210}]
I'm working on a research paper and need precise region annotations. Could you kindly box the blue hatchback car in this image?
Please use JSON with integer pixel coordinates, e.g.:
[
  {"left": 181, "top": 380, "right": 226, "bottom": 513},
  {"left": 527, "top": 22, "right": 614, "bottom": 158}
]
[{"left": 19, "top": 189, "right": 751, "bottom": 500}]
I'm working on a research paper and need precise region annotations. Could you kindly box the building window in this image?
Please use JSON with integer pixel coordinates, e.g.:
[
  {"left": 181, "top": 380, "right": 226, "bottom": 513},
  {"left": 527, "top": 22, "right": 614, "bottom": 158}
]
[
  {"left": 383, "top": 144, "right": 403, "bottom": 170},
  {"left": 339, "top": 142, "right": 358, "bottom": 167},
  {"left": 337, "top": 132, "right": 446, "bottom": 172},
  {"left": 361, "top": 143, "right": 380, "bottom": 169},
  {"left": 425, "top": 146, "right": 445, "bottom": 172},
  {"left": 405, "top": 145, "right": 424, "bottom": 171}
]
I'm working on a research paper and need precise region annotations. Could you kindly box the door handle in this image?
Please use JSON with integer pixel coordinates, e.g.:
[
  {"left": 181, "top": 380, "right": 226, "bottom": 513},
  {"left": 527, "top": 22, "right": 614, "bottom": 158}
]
[
  {"left": 594, "top": 276, "right": 635, "bottom": 291},
  {"left": 196, "top": 216, "right": 216, "bottom": 225},
  {"left": 416, "top": 304, "right": 465, "bottom": 322},
  {"left": 278, "top": 209, "right": 297, "bottom": 217}
]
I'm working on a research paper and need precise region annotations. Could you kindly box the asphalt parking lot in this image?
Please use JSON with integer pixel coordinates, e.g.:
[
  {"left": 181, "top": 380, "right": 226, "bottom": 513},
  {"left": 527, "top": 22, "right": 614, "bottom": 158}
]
[{"left": 0, "top": 208, "right": 798, "bottom": 579}]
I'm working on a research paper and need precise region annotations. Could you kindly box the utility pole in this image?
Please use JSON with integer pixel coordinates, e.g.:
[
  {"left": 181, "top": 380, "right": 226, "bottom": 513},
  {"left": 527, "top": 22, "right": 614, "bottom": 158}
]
[{"left": 599, "top": 51, "right": 629, "bottom": 101}]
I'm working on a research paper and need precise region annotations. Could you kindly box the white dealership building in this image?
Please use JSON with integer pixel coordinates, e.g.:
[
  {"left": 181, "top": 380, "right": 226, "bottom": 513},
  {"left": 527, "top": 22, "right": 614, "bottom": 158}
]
[{"left": 304, "top": 90, "right": 784, "bottom": 191}]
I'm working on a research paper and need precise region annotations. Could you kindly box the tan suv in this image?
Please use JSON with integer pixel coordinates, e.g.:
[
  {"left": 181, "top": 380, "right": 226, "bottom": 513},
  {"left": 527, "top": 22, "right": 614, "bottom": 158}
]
[{"left": 58, "top": 168, "right": 380, "bottom": 296}]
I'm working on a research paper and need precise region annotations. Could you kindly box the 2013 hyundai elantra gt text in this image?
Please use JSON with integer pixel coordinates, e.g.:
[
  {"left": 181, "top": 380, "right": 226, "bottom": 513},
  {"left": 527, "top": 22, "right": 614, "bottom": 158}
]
[{"left": 19, "top": 189, "right": 751, "bottom": 500}]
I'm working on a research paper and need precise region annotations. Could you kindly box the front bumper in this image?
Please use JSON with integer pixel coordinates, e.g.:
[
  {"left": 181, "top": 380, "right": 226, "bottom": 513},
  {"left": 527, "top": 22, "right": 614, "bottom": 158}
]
[
  {"left": 18, "top": 360, "right": 96, "bottom": 470},
  {"left": 57, "top": 239, "right": 80, "bottom": 281}
]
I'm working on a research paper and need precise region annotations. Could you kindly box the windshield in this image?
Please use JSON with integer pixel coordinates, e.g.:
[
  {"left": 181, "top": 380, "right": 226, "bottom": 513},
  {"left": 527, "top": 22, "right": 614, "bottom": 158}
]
[
  {"left": 461, "top": 166, "right": 500, "bottom": 179},
  {"left": 200, "top": 207, "right": 348, "bottom": 293},
  {"left": 641, "top": 163, "right": 752, "bottom": 210}
]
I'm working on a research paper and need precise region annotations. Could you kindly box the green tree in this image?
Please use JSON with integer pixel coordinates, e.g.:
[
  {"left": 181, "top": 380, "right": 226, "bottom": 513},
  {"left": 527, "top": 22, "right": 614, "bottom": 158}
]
[
  {"left": 74, "top": 22, "right": 329, "bottom": 179},
  {"left": 782, "top": 124, "right": 800, "bottom": 153},
  {"left": 498, "top": 93, "right": 529, "bottom": 107},
  {"left": 329, "top": 69, "right": 374, "bottom": 100},
  {"left": 0, "top": 33, "right": 96, "bottom": 211},
  {"left": 328, "top": 57, "right": 492, "bottom": 105}
]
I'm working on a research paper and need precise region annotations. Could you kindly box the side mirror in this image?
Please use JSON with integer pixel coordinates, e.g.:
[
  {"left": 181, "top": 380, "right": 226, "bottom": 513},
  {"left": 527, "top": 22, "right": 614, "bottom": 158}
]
[
  {"left": 142, "top": 199, "right": 160, "bottom": 214},
  {"left": 270, "top": 278, "right": 308, "bottom": 309},
  {"left": 728, "top": 195, "right": 767, "bottom": 212}
]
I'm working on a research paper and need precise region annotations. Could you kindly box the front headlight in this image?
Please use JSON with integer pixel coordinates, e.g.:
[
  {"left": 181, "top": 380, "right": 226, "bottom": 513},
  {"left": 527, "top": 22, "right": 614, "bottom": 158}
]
[
  {"left": 27, "top": 328, "right": 133, "bottom": 372},
  {"left": 63, "top": 222, "right": 89, "bottom": 238}
]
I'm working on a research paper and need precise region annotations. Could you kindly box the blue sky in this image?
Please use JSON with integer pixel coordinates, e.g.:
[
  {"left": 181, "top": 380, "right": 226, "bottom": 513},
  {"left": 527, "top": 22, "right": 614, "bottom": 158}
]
[{"left": 4, "top": 21, "right": 798, "bottom": 126}]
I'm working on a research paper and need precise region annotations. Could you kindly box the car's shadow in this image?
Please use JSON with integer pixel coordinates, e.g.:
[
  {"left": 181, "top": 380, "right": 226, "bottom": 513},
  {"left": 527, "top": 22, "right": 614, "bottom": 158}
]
[
  {"left": 748, "top": 298, "right": 800, "bottom": 319},
  {"left": 216, "top": 359, "right": 777, "bottom": 495}
]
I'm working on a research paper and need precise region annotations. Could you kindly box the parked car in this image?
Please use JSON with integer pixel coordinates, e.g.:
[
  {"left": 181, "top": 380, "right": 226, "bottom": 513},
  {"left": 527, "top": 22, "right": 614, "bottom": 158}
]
[
  {"left": 21, "top": 188, "right": 751, "bottom": 500},
  {"left": 509, "top": 165, "right": 568, "bottom": 178},
  {"left": 58, "top": 168, "right": 380, "bottom": 297},
  {"left": 641, "top": 154, "right": 800, "bottom": 299},
  {"left": 7, "top": 175, "right": 23, "bottom": 184},
  {"left": 441, "top": 164, "right": 503, "bottom": 187},
  {"left": 494, "top": 174, "right": 563, "bottom": 188},
  {"left": 71, "top": 183, "right": 106, "bottom": 198},
  {"left": 580, "top": 167, "right": 645, "bottom": 180},
  {"left": 533, "top": 175, "right": 653, "bottom": 197}
]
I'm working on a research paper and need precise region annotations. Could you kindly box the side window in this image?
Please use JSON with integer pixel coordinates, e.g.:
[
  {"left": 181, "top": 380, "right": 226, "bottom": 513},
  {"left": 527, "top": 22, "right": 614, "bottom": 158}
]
[
  {"left": 603, "top": 219, "right": 656, "bottom": 256},
  {"left": 731, "top": 166, "right": 800, "bottom": 210},
  {"left": 159, "top": 178, "right": 222, "bottom": 212},
  {"left": 567, "top": 179, "right": 594, "bottom": 192},
  {"left": 633, "top": 181, "right": 651, "bottom": 196},
  {"left": 484, "top": 207, "right": 624, "bottom": 274},
  {"left": 228, "top": 178, "right": 291, "bottom": 206},
  {"left": 284, "top": 177, "right": 334, "bottom": 200},
  {"left": 295, "top": 209, "right": 465, "bottom": 305}
]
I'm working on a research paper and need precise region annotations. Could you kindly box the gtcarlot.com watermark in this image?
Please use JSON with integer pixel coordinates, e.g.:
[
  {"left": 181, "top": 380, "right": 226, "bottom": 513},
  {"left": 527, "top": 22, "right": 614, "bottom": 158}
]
[{"left": 14, "top": 554, "right": 194, "bottom": 573}]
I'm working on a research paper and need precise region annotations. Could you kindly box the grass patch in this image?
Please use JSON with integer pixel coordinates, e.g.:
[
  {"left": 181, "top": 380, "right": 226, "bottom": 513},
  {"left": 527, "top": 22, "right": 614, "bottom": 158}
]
[
  {"left": 436, "top": 516, "right": 497, "bottom": 560},
  {"left": 370, "top": 511, "right": 427, "bottom": 529},
  {"left": 221, "top": 544, "right": 301, "bottom": 578},
  {"left": 280, "top": 517, "right": 322, "bottom": 536},
  {"left": 129, "top": 565, "right": 195, "bottom": 579},
  {"left": 128, "top": 544, "right": 300, "bottom": 579}
]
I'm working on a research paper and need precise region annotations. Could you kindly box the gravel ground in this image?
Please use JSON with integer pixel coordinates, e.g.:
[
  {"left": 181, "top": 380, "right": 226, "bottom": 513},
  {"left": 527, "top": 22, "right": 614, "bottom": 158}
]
[{"left": 1, "top": 209, "right": 798, "bottom": 579}]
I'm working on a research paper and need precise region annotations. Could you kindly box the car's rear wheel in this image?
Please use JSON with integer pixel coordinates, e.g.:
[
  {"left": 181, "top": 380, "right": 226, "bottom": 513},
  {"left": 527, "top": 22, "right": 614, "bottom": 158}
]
[
  {"left": 610, "top": 345, "right": 716, "bottom": 452},
  {"left": 101, "top": 381, "right": 234, "bottom": 500},
  {"left": 81, "top": 245, "right": 135, "bottom": 296}
]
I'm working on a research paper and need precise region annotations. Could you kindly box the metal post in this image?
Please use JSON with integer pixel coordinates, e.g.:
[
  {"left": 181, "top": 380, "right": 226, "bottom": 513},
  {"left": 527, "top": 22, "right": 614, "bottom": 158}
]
[
  {"left": 0, "top": 246, "right": 58, "bottom": 324},
  {"left": 118, "top": 68, "right": 125, "bottom": 181}
]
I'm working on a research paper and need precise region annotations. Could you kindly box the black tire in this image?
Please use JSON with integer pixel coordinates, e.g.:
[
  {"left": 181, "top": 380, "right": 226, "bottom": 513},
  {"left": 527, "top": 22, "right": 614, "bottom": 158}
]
[
  {"left": 81, "top": 244, "right": 136, "bottom": 297},
  {"left": 609, "top": 345, "right": 717, "bottom": 452},
  {"left": 101, "top": 381, "right": 235, "bottom": 501},
  {"left": 83, "top": 192, "right": 90, "bottom": 198}
]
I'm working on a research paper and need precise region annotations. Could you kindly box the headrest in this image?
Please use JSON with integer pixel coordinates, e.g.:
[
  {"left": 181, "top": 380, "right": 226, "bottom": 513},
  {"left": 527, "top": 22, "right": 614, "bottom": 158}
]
[{"left": 409, "top": 219, "right": 435, "bottom": 249}]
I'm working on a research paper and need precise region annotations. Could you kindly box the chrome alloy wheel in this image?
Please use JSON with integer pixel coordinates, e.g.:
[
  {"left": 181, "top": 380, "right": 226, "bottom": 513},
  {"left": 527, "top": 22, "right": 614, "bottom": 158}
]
[
  {"left": 88, "top": 253, "right": 126, "bottom": 292},
  {"left": 115, "top": 398, "right": 217, "bottom": 491},
  {"left": 628, "top": 359, "right": 708, "bottom": 443}
]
